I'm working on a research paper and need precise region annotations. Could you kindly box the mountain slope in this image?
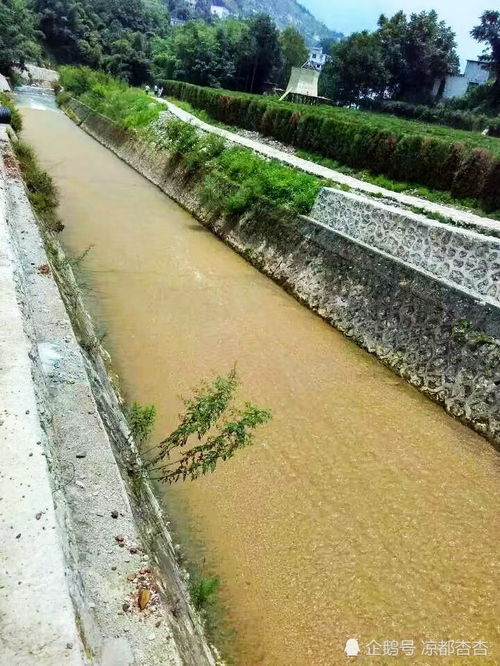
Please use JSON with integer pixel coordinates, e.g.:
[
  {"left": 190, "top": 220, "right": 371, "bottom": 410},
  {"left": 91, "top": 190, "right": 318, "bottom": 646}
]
[{"left": 227, "top": 0, "right": 341, "bottom": 43}]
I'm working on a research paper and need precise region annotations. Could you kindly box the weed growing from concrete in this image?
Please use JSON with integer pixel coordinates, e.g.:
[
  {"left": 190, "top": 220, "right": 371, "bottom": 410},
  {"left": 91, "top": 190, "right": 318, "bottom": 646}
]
[
  {"left": 127, "top": 402, "right": 157, "bottom": 447},
  {"left": 189, "top": 575, "right": 220, "bottom": 612}
]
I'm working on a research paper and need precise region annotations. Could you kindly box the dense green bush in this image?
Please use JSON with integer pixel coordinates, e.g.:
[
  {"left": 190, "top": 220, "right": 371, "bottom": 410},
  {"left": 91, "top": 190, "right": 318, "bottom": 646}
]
[
  {"left": 163, "top": 80, "right": 500, "bottom": 211},
  {"left": 59, "top": 66, "right": 162, "bottom": 130},
  {"left": 360, "top": 99, "right": 500, "bottom": 137},
  {"left": 155, "top": 117, "right": 321, "bottom": 215}
]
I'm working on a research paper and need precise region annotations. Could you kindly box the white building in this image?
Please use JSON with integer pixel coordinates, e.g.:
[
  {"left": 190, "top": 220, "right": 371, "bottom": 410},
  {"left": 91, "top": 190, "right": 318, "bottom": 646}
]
[
  {"left": 210, "top": 3, "right": 230, "bottom": 19},
  {"left": 432, "top": 60, "right": 492, "bottom": 100},
  {"left": 305, "top": 47, "right": 329, "bottom": 71}
]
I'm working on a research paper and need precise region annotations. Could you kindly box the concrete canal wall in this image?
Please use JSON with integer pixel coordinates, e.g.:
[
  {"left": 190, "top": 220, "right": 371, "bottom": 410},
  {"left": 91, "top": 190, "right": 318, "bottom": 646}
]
[{"left": 0, "top": 124, "right": 215, "bottom": 665}]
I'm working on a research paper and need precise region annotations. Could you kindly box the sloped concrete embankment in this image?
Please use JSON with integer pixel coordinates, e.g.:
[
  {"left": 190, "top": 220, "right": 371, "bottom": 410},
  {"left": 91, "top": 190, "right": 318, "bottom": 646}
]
[
  {"left": 0, "top": 125, "right": 215, "bottom": 665},
  {"left": 64, "top": 97, "right": 500, "bottom": 447}
]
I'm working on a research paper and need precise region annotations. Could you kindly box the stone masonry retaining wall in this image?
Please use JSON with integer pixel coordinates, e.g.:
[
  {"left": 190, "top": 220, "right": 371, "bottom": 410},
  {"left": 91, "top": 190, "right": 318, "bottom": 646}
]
[
  {"left": 64, "top": 98, "right": 500, "bottom": 447},
  {"left": 312, "top": 188, "right": 500, "bottom": 303}
]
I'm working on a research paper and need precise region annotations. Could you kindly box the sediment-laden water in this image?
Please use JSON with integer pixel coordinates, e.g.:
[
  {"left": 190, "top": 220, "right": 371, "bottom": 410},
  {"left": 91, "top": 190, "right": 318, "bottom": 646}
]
[{"left": 18, "top": 91, "right": 499, "bottom": 666}]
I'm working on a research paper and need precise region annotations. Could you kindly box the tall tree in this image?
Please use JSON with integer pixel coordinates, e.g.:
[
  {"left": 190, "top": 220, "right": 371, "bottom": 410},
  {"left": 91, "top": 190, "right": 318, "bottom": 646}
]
[
  {"left": 103, "top": 33, "right": 152, "bottom": 86},
  {"left": 0, "top": 0, "right": 42, "bottom": 74},
  {"left": 320, "top": 31, "right": 388, "bottom": 104},
  {"left": 471, "top": 10, "right": 500, "bottom": 106},
  {"left": 166, "top": 19, "right": 232, "bottom": 87},
  {"left": 279, "top": 25, "right": 308, "bottom": 88},
  {"left": 236, "top": 14, "right": 282, "bottom": 93},
  {"left": 214, "top": 18, "right": 250, "bottom": 88},
  {"left": 378, "top": 10, "right": 459, "bottom": 102},
  {"left": 152, "top": 17, "right": 257, "bottom": 90}
]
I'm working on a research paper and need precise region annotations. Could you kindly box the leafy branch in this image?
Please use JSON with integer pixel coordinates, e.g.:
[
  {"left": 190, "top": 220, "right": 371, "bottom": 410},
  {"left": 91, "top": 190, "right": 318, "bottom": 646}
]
[{"left": 128, "top": 369, "right": 271, "bottom": 484}]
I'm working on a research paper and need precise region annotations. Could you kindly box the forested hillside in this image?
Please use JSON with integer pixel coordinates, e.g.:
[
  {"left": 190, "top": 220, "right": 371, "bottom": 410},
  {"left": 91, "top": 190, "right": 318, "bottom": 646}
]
[
  {"left": 167, "top": 0, "right": 341, "bottom": 43},
  {"left": 1, "top": 0, "right": 339, "bottom": 87},
  {"left": 29, "top": 0, "right": 170, "bottom": 83},
  {"left": 228, "top": 0, "right": 338, "bottom": 43},
  {"left": 2, "top": 0, "right": 323, "bottom": 91}
]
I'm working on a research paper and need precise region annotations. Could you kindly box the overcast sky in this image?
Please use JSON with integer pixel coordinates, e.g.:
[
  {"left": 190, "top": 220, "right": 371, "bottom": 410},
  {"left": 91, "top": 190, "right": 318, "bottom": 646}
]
[{"left": 301, "top": 0, "right": 495, "bottom": 67}]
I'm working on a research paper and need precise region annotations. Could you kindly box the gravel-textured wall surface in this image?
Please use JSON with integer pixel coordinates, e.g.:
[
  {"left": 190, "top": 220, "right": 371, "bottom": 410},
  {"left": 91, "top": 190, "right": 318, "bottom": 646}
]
[{"left": 312, "top": 188, "right": 500, "bottom": 303}]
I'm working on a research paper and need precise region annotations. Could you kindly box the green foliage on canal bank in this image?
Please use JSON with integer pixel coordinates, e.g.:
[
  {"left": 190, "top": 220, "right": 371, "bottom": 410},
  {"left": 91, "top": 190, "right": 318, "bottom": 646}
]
[
  {"left": 189, "top": 575, "right": 220, "bottom": 612},
  {"left": 163, "top": 80, "right": 500, "bottom": 213},
  {"left": 153, "top": 118, "right": 322, "bottom": 216},
  {"left": 59, "top": 67, "right": 323, "bottom": 216},
  {"left": 13, "top": 139, "right": 62, "bottom": 232},
  {"left": 127, "top": 402, "right": 157, "bottom": 446},
  {"left": 59, "top": 66, "right": 163, "bottom": 130},
  {"left": 4, "top": 93, "right": 61, "bottom": 231}
]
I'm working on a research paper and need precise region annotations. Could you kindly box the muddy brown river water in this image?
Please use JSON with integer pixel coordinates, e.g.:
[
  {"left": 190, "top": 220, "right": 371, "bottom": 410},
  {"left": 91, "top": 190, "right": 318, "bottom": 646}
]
[{"left": 18, "top": 92, "right": 499, "bottom": 666}]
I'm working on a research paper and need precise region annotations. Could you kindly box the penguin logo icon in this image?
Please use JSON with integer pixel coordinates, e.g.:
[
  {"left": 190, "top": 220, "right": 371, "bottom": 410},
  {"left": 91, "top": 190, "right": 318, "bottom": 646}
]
[{"left": 344, "top": 638, "right": 360, "bottom": 657}]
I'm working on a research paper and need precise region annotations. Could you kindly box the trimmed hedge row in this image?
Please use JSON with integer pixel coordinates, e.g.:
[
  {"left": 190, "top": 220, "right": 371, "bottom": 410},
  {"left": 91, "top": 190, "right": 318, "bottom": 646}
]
[
  {"left": 163, "top": 80, "right": 500, "bottom": 211},
  {"left": 360, "top": 99, "right": 500, "bottom": 137}
]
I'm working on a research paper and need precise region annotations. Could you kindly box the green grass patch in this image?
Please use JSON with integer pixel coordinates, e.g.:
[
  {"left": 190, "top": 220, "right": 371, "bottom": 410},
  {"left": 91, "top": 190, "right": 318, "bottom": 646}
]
[
  {"left": 153, "top": 118, "right": 321, "bottom": 216},
  {"left": 189, "top": 575, "right": 220, "bottom": 611},
  {"left": 294, "top": 149, "right": 500, "bottom": 221}
]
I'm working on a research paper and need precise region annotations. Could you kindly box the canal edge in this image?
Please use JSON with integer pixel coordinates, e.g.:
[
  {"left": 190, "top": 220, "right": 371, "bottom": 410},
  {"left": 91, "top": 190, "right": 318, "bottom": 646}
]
[{"left": 0, "top": 122, "right": 218, "bottom": 664}]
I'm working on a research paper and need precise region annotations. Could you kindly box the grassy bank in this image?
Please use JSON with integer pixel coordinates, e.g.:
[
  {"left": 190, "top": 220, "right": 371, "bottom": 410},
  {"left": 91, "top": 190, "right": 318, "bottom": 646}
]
[
  {"left": 162, "top": 80, "right": 500, "bottom": 214},
  {"left": 0, "top": 94, "right": 61, "bottom": 231},
  {"left": 167, "top": 97, "right": 500, "bottom": 221},
  {"left": 153, "top": 118, "right": 321, "bottom": 215},
  {"left": 59, "top": 67, "right": 323, "bottom": 217},
  {"left": 12, "top": 139, "right": 62, "bottom": 232},
  {"left": 58, "top": 67, "right": 164, "bottom": 131}
]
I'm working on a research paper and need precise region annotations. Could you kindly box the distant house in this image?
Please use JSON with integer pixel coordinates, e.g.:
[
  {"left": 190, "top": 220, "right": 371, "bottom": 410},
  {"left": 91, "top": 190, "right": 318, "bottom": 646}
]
[
  {"left": 210, "top": 2, "right": 230, "bottom": 19},
  {"left": 305, "top": 47, "right": 329, "bottom": 71},
  {"left": 432, "top": 60, "right": 493, "bottom": 101}
]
